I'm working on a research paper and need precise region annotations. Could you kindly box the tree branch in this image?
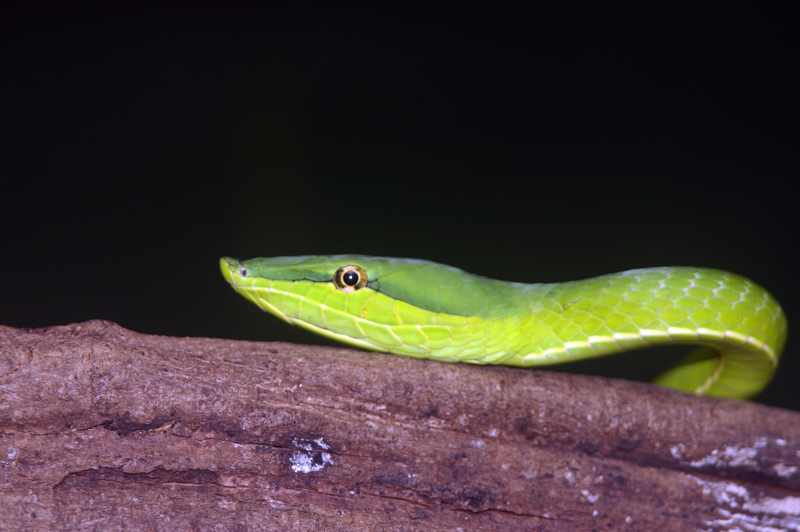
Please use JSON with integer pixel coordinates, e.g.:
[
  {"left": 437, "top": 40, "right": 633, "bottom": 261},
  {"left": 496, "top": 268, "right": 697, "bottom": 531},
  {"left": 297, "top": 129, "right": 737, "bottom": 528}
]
[{"left": 1, "top": 320, "right": 799, "bottom": 530}]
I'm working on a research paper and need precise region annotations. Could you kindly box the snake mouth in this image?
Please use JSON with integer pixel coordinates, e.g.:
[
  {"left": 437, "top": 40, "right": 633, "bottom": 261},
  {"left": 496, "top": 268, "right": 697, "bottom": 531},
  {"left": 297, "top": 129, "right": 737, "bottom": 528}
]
[
  {"left": 220, "top": 256, "right": 249, "bottom": 282},
  {"left": 220, "top": 257, "right": 293, "bottom": 325}
]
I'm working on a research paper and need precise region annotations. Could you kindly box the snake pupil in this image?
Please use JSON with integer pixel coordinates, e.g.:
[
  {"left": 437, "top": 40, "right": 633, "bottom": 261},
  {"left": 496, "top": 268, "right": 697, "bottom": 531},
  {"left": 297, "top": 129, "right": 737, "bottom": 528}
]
[{"left": 343, "top": 270, "right": 360, "bottom": 286}]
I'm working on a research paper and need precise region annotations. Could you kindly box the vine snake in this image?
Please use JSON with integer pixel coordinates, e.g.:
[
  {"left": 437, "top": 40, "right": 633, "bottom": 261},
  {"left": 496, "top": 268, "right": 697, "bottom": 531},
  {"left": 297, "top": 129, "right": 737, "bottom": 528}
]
[{"left": 220, "top": 256, "right": 787, "bottom": 399}]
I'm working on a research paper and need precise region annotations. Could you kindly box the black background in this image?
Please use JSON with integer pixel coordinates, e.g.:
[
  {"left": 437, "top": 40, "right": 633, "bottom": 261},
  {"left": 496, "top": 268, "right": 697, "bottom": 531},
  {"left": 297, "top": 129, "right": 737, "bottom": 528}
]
[{"left": 2, "top": 5, "right": 798, "bottom": 409}]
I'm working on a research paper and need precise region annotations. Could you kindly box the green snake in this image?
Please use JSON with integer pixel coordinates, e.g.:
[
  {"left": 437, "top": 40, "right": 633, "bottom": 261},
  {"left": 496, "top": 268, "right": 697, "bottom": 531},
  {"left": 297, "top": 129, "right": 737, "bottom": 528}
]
[{"left": 220, "top": 256, "right": 787, "bottom": 399}]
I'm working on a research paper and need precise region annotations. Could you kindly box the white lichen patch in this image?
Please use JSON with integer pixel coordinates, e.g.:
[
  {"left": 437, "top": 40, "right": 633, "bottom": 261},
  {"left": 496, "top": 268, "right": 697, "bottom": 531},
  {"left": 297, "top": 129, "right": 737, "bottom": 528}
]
[
  {"left": 560, "top": 469, "right": 576, "bottom": 485},
  {"left": 581, "top": 489, "right": 599, "bottom": 503},
  {"left": 691, "top": 445, "right": 757, "bottom": 468},
  {"left": 671, "top": 443, "right": 686, "bottom": 459},
  {"left": 290, "top": 450, "right": 333, "bottom": 474},
  {"left": 266, "top": 497, "right": 285, "bottom": 509},
  {"left": 695, "top": 478, "right": 748, "bottom": 508},
  {"left": 290, "top": 437, "right": 333, "bottom": 473},
  {"left": 705, "top": 508, "right": 800, "bottom": 532},
  {"left": 774, "top": 464, "right": 798, "bottom": 478},
  {"left": 743, "top": 496, "right": 800, "bottom": 516},
  {"left": 689, "top": 476, "right": 800, "bottom": 531},
  {"left": 292, "top": 437, "right": 330, "bottom": 451},
  {"left": 686, "top": 438, "right": 799, "bottom": 485},
  {"left": 690, "top": 438, "right": 769, "bottom": 469}
]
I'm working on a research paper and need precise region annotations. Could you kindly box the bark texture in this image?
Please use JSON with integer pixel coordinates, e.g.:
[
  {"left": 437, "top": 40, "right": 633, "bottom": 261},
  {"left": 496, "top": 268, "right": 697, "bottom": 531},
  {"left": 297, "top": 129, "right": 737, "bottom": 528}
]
[{"left": 1, "top": 320, "right": 799, "bottom": 531}]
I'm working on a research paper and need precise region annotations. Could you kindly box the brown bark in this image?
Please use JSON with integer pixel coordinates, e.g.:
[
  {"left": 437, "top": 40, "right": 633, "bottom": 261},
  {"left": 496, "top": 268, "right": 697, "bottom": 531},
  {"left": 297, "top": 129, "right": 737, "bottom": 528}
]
[{"left": 1, "top": 320, "right": 799, "bottom": 531}]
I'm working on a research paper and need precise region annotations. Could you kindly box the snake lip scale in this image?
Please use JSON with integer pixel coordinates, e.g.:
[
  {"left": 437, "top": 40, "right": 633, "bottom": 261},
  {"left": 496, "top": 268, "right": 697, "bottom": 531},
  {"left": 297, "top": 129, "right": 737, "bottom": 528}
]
[{"left": 221, "top": 255, "right": 787, "bottom": 399}]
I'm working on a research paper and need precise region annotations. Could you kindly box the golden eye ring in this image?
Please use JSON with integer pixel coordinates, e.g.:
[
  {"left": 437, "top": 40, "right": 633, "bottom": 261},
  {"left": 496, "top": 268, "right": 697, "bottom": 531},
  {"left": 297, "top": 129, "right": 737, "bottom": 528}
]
[{"left": 333, "top": 265, "right": 368, "bottom": 292}]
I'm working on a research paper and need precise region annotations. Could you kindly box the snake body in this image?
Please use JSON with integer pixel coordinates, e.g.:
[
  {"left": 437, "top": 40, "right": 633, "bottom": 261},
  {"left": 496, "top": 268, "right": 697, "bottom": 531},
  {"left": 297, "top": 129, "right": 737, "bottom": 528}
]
[{"left": 220, "top": 256, "right": 787, "bottom": 399}]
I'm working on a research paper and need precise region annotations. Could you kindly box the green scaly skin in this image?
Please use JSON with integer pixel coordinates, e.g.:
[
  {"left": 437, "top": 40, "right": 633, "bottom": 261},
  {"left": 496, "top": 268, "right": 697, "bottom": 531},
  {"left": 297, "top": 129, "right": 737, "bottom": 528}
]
[{"left": 220, "top": 255, "right": 787, "bottom": 399}]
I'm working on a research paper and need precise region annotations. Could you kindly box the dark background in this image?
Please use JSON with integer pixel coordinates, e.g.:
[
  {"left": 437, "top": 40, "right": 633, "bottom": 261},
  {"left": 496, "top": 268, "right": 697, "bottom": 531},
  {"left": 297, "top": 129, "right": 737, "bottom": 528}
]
[{"left": 2, "top": 5, "right": 798, "bottom": 410}]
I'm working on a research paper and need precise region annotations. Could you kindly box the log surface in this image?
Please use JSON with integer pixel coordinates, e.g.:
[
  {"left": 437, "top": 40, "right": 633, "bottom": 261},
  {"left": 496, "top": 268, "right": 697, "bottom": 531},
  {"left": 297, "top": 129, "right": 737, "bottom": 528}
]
[{"left": 1, "top": 320, "right": 799, "bottom": 531}]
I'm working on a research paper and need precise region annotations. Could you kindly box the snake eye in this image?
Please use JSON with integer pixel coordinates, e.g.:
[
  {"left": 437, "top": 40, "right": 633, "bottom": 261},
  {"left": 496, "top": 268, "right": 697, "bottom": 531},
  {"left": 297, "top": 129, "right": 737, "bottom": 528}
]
[{"left": 334, "top": 265, "right": 368, "bottom": 292}]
